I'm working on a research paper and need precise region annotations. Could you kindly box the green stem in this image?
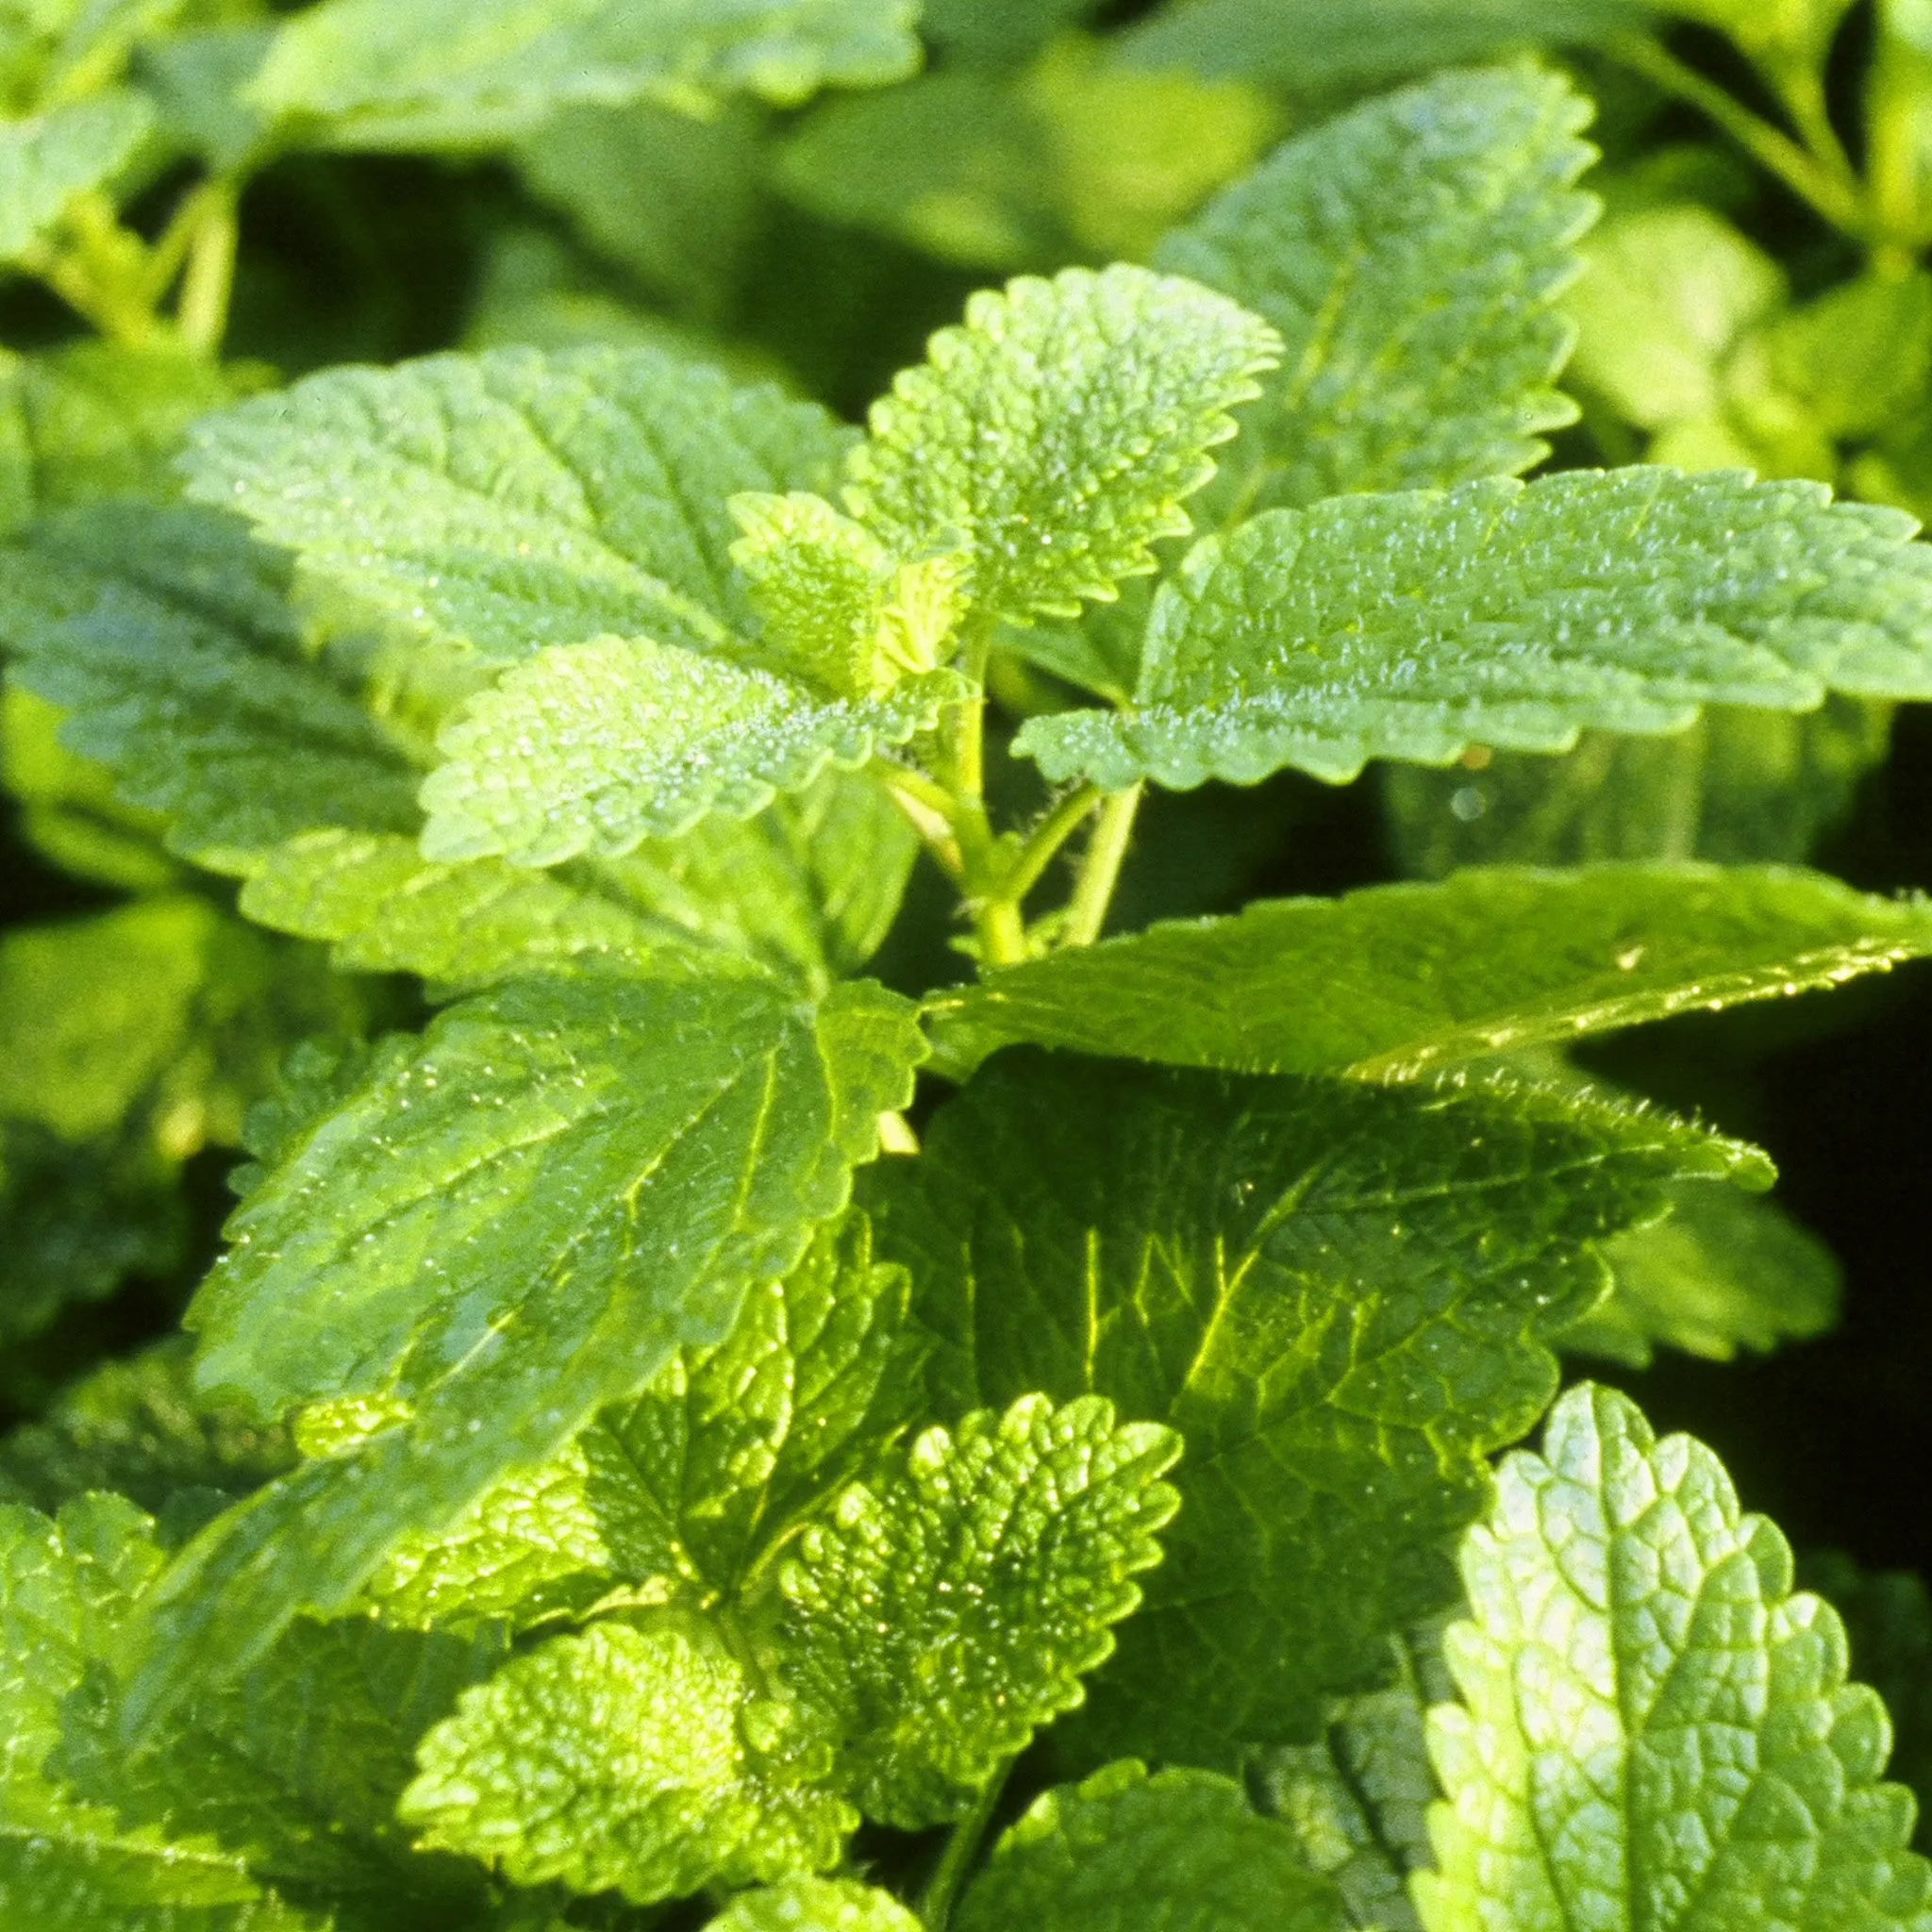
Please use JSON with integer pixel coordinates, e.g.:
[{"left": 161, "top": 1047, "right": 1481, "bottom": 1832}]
[
  {"left": 175, "top": 181, "right": 241, "bottom": 356},
  {"left": 1607, "top": 34, "right": 1870, "bottom": 239},
  {"left": 1869, "top": 33, "right": 1932, "bottom": 256},
  {"left": 919, "top": 1767, "right": 1009, "bottom": 1931},
  {"left": 1001, "top": 784, "right": 1104, "bottom": 908},
  {"left": 1059, "top": 784, "right": 1141, "bottom": 951}
]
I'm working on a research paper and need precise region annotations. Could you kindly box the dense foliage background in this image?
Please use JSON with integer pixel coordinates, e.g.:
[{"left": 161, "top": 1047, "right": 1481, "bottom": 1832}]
[
  {"left": 8, "top": 0, "right": 1931, "bottom": 1580},
  {"left": 10, "top": 2, "right": 1932, "bottom": 1926}
]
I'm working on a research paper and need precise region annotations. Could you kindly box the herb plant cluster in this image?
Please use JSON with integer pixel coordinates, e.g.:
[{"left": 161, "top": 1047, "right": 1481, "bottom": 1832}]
[{"left": 9, "top": 2, "right": 1932, "bottom": 1930}]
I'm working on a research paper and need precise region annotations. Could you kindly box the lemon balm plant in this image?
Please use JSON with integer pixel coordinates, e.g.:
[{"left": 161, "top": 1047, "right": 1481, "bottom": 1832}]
[{"left": 8, "top": 4, "right": 1932, "bottom": 1931}]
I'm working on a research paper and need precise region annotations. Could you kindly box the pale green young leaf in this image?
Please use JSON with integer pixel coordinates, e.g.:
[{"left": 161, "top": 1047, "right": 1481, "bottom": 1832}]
[
  {"left": 1563, "top": 1179, "right": 1840, "bottom": 1367},
  {"left": 0, "top": 503, "right": 422, "bottom": 874},
  {"left": 181, "top": 346, "right": 855, "bottom": 667},
  {"left": 588, "top": 1208, "right": 923, "bottom": 1599},
  {"left": 0, "top": 1339, "right": 292, "bottom": 1519},
  {"left": 344, "top": 1426, "right": 619, "bottom": 1635},
  {"left": 0, "top": 90, "right": 151, "bottom": 262},
  {"left": 1115, "top": 0, "right": 1642, "bottom": 91},
  {"left": 774, "top": 1393, "right": 1180, "bottom": 1827},
  {"left": 250, "top": 0, "right": 921, "bottom": 148},
  {"left": 1158, "top": 68, "right": 1595, "bottom": 517},
  {"left": 356, "top": 1210, "right": 919, "bottom": 1626},
  {"left": 843, "top": 264, "right": 1281, "bottom": 623},
  {"left": 1259, "top": 1624, "right": 1451, "bottom": 1932},
  {"left": 419, "top": 634, "right": 962, "bottom": 865},
  {"left": 924, "top": 863, "right": 1932, "bottom": 1083},
  {"left": 1416, "top": 1384, "right": 1932, "bottom": 1932},
  {"left": 58, "top": 1614, "right": 507, "bottom": 1927},
  {"left": 712, "top": 1877, "right": 921, "bottom": 1932},
  {"left": 401, "top": 1612, "right": 856, "bottom": 1904},
  {"left": 125, "top": 971, "right": 924, "bottom": 1730},
  {"left": 729, "top": 491, "right": 967, "bottom": 700},
  {"left": 1383, "top": 700, "right": 1893, "bottom": 876},
  {"left": 865, "top": 1054, "right": 1759, "bottom": 1764},
  {"left": 1018, "top": 471, "right": 1932, "bottom": 792},
  {"left": 955, "top": 1761, "right": 1349, "bottom": 1932}
]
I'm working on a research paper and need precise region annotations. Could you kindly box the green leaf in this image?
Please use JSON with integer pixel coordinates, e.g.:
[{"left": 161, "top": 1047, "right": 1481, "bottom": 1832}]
[
  {"left": 1416, "top": 1383, "right": 1932, "bottom": 1932},
  {"left": 954, "top": 1760, "right": 1349, "bottom": 1932},
  {"left": 711, "top": 1877, "right": 921, "bottom": 1932},
  {"left": 1017, "top": 471, "right": 1932, "bottom": 792},
  {"left": 773, "top": 1393, "right": 1181, "bottom": 1827},
  {"left": 0, "top": 341, "right": 246, "bottom": 526},
  {"left": 585, "top": 1208, "right": 922, "bottom": 1601},
  {"left": 0, "top": 1120, "right": 184, "bottom": 1347},
  {"left": 843, "top": 264, "right": 1281, "bottom": 623},
  {"left": 924, "top": 863, "right": 1932, "bottom": 1083},
  {"left": 775, "top": 71, "right": 1063, "bottom": 274},
  {"left": 419, "top": 635, "right": 961, "bottom": 864},
  {"left": 358, "top": 1209, "right": 919, "bottom": 1627},
  {"left": 516, "top": 97, "right": 763, "bottom": 325},
  {"left": 1803, "top": 1555, "right": 1932, "bottom": 1853},
  {"left": 0, "top": 91, "right": 152, "bottom": 262},
  {"left": 1562, "top": 1178, "right": 1841, "bottom": 1367},
  {"left": 0, "top": 893, "right": 364, "bottom": 1343},
  {"left": 1258, "top": 1624, "right": 1450, "bottom": 1932},
  {"left": 237, "top": 830, "right": 741, "bottom": 991},
  {"left": 400, "top": 1611, "right": 856, "bottom": 1905},
  {"left": 181, "top": 347, "right": 855, "bottom": 668},
  {"left": 1565, "top": 206, "right": 1788, "bottom": 434},
  {"left": 729, "top": 491, "right": 967, "bottom": 700},
  {"left": 58, "top": 1615, "right": 507, "bottom": 1928},
  {"left": 0, "top": 1494, "right": 318, "bottom": 1930},
  {"left": 2, "top": 1493, "right": 160, "bottom": 1826},
  {"left": 1114, "top": 0, "right": 1643, "bottom": 92},
  {"left": 865, "top": 1053, "right": 1758, "bottom": 1763},
  {"left": 0, "top": 1338, "right": 293, "bottom": 1520},
  {"left": 1157, "top": 68, "right": 1595, "bottom": 515},
  {"left": 243, "top": 764, "right": 920, "bottom": 992},
  {"left": 0, "top": 683, "right": 178, "bottom": 893},
  {"left": 1383, "top": 700, "right": 1894, "bottom": 876},
  {"left": 0, "top": 502, "right": 422, "bottom": 874},
  {"left": 922, "top": 0, "right": 1106, "bottom": 67},
  {"left": 250, "top": 0, "right": 921, "bottom": 148},
  {"left": 124, "top": 970, "right": 924, "bottom": 1732}
]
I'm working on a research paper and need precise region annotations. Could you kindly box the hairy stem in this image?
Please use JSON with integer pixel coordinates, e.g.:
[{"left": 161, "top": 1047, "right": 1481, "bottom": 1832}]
[
  {"left": 1001, "top": 784, "right": 1104, "bottom": 908},
  {"left": 919, "top": 1766, "right": 1009, "bottom": 1931},
  {"left": 1060, "top": 784, "right": 1142, "bottom": 950},
  {"left": 1607, "top": 35, "right": 1869, "bottom": 240}
]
